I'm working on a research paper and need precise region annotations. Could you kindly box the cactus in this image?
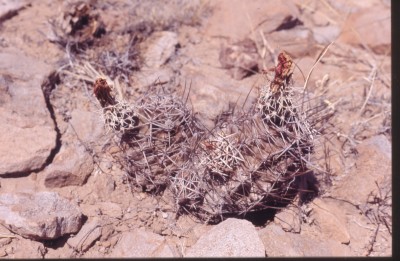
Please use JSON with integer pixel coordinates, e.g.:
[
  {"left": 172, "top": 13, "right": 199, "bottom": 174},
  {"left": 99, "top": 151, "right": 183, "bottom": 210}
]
[{"left": 95, "top": 51, "right": 319, "bottom": 223}]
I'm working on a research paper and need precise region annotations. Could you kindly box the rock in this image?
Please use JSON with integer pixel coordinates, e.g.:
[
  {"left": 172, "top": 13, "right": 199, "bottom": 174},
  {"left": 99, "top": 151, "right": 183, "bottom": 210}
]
[
  {"left": 181, "top": 66, "right": 258, "bottom": 129},
  {"left": 219, "top": 38, "right": 259, "bottom": 80},
  {"left": 8, "top": 238, "right": 46, "bottom": 258},
  {"left": 337, "top": 5, "right": 390, "bottom": 54},
  {"left": 44, "top": 142, "right": 94, "bottom": 188},
  {"left": 331, "top": 135, "right": 391, "bottom": 205},
  {"left": 312, "top": 25, "right": 341, "bottom": 45},
  {"left": 110, "top": 229, "right": 175, "bottom": 257},
  {"left": 69, "top": 110, "right": 105, "bottom": 145},
  {"left": 0, "top": 122, "right": 56, "bottom": 175},
  {"left": 0, "top": 191, "right": 84, "bottom": 240},
  {"left": 311, "top": 198, "right": 351, "bottom": 244},
  {"left": 315, "top": 198, "right": 372, "bottom": 256},
  {"left": 259, "top": 224, "right": 303, "bottom": 256},
  {"left": 258, "top": 224, "right": 350, "bottom": 256},
  {"left": 141, "top": 31, "right": 178, "bottom": 68},
  {"left": 267, "top": 27, "right": 315, "bottom": 58},
  {"left": 134, "top": 67, "right": 173, "bottom": 88},
  {"left": 0, "top": 0, "right": 27, "bottom": 23},
  {"left": 274, "top": 205, "right": 301, "bottom": 233},
  {"left": 96, "top": 202, "right": 122, "bottom": 219},
  {"left": 92, "top": 172, "right": 116, "bottom": 201},
  {"left": 204, "top": 0, "right": 299, "bottom": 41},
  {"left": 185, "top": 218, "right": 265, "bottom": 257},
  {"left": 67, "top": 218, "right": 102, "bottom": 253},
  {"left": 0, "top": 49, "right": 56, "bottom": 176}
]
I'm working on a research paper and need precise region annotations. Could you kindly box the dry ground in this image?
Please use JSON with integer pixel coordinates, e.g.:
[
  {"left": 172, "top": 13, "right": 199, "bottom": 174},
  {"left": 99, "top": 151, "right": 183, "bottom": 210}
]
[{"left": 0, "top": 0, "right": 391, "bottom": 258}]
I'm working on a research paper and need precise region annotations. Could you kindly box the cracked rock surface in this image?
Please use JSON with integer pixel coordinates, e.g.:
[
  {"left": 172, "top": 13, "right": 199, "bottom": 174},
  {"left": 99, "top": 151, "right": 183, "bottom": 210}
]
[
  {"left": 0, "top": 191, "right": 84, "bottom": 240},
  {"left": 0, "top": 49, "right": 57, "bottom": 176}
]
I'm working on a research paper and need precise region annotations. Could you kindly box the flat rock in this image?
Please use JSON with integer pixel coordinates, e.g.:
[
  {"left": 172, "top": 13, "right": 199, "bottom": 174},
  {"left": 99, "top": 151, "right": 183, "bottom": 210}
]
[
  {"left": 267, "top": 27, "right": 315, "bottom": 58},
  {"left": 69, "top": 110, "right": 105, "bottom": 145},
  {"left": 185, "top": 218, "right": 265, "bottom": 257},
  {"left": 331, "top": 135, "right": 391, "bottom": 205},
  {"left": 312, "top": 25, "right": 341, "bottom": 45},
  {"left": 259, "top": 224, "right": 351, "bottom": 257},
  {"left": 141, "top": 31, "right": 178, "bottom": 68},
  {"left": 204, "top": 0, "right": 299, "bottom": 41},
  {"left": 337, "top": 5, "right": 390, "bottom": 54},
  {"left": 219, "top": 38, "right": 259, "bottom": 80},
  {"left": 134, "top": 67, "right": 173, "bottom": 88},
  {"left": 0, "top": 121, "right": 56, "bottom": 175},
  {"left": 274, "top": 205, "right": 301, "bottom": 233},
  {"left": 311, "top": 198, "right": 351, "bottom": 244},
  {"left": 0, "top": 192, "right": 84, "bottom": 240},
  {"left": 44, "top": 142, "right": 94, "bottom": 188},
  {"left": 110, "top": 229, "right": 175, "bottom": 258},
  {"left": 6, "top": 238, "right": 46, "bottom": 258},
  {"left": 96, "top": 202, "right": 122, "bottom": 219},
  {"left": 0, "top": 49, "right": 56, "bottom": 176}
]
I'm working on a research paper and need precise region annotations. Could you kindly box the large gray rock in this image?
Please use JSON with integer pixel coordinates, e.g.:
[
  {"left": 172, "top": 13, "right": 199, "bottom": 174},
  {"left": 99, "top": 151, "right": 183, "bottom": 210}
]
[
  {"left": 185, "top": 218, "right": 265, "bottom": 257},
  {"left": 0, "top": 192, "right": 84, "bottom": 240},
  {"left": 0, "top": 49, "right": 56, "bottom": 175},
  {"left": 44, "top": 142, "right": 94, "bottom": 188},
  {"left": 110, "top": 229, "right": 175, "bottom": 258}
]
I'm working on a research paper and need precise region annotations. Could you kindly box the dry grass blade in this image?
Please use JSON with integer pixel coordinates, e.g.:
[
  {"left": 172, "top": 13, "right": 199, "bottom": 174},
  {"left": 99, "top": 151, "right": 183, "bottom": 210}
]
[{"left": 303, "top": 41, "right": 334, "bottom": 92}]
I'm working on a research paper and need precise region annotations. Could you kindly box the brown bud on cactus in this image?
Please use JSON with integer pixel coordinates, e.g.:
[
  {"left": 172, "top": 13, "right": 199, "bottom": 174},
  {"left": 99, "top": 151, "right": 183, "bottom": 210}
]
[{"left": 94, "top": 78, "right": 116, "bottom": 107}]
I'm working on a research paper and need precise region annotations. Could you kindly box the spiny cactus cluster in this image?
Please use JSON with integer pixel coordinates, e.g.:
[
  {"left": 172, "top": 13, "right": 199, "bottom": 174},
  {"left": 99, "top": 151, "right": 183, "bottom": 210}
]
[{"left": 94, "top": 51, "right": 318, "bottom": 223}]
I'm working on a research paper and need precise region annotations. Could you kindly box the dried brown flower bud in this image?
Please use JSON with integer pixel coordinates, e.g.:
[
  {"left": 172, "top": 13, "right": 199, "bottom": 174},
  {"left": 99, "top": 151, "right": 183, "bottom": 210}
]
[{"left": 94, "top": 78, "right": 116, "bottom": 107}]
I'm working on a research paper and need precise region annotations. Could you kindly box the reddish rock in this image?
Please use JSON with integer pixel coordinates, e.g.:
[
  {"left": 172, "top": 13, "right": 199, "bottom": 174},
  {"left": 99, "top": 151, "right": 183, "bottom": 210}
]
[
  {"left": 311, "top": 198, "right": 351, "bottom": 244},
  {"left": 44, "top": 142, "right": 94, "bottom": 188},
  {"left": 259, "top": 223, "right": 351, "bottom": 256},
  {"left": 0, "top": 122, "right": 56, "bottom": 175},
  {"left": 204, "top": 0, "right": 299, "bottom": 41},
  {"left": 337, "top": 5, "right": 390, "bottom": 54},
  {"left": 69, "top": 110, "right": 105, "bottom": 145},
  {"left": 331, "top": 135, "right": 391, "bottom": 205},
  {"left": 0, "top": 50, "right": 56, "bottom": 176}
]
